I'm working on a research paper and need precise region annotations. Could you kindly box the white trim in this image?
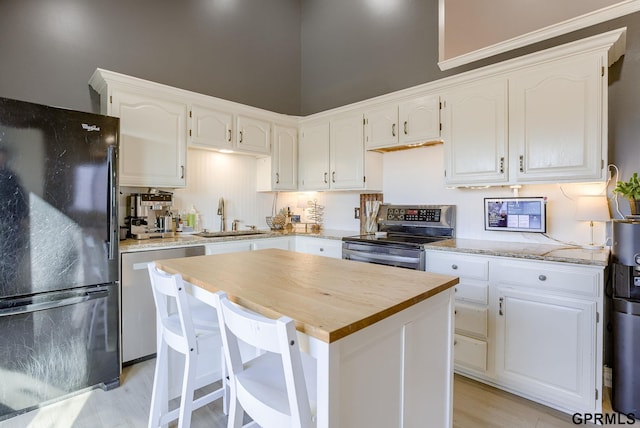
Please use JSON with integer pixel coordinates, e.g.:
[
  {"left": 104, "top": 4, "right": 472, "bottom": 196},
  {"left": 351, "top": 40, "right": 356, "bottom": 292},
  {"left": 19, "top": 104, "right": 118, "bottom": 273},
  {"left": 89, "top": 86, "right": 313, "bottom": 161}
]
[{"left": 438, "top": 0, "right": 640, "bottom": 71}]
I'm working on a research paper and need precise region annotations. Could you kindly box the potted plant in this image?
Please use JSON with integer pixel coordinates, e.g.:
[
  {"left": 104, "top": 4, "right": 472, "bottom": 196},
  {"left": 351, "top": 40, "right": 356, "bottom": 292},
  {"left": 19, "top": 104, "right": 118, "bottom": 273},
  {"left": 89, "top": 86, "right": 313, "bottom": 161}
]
[{"left": 614, "top": 172, "right": 640, "bottom": 215}]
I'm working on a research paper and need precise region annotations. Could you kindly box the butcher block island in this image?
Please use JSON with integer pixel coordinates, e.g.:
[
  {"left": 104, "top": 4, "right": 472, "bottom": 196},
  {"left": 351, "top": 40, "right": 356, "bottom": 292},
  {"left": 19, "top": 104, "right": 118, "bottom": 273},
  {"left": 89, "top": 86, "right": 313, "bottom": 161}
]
[{"left": 156, "top": 249, "right": 458, "bottom": 428}]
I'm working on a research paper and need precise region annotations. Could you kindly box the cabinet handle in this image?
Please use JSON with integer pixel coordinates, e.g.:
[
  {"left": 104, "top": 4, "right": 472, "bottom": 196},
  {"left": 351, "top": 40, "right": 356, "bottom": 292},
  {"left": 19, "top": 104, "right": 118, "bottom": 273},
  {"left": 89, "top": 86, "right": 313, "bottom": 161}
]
[
  {"left": 332, "top": 171, "right": 336, "bottom": 183},
  {"left": 239, "top": 130, "right": 243, "bottom": 143},
  {"left": 519, "top": 155, "right": 524, "bottom": 173},
  {"left": 319, "top": 248, "right": 324, "bottom": 252},
  {"left": 392, "top": 123, "right": 396, "bottom": 137},
  {"left": 454, "top": 309, "right": 457, "bottom": 315},
  {"left": 538, "top": 274, "right": 547, "bottom": 281},
  {"left": 181, "top": 165, "right": 184, "bottom": 179},
  {"left": 451, "top": 264, "right": 458, "bottom": 270},
  {"left": 499, "top": 297, "right": 504, "bottom": 316},
  {"left": 404, "top": 121, "right": 408, "bottom": 135},
  {"left": 275, "top": 173, "right": 280, "bottom": 184},
  {"left": 499, "top": 157, "right": 504, "bottom": 174},
  {"left": 228, "top": 129, "right": 232, "bottom": 142},
  {"left": 324, "top": 172, "right": 328, "bottom": 183}
]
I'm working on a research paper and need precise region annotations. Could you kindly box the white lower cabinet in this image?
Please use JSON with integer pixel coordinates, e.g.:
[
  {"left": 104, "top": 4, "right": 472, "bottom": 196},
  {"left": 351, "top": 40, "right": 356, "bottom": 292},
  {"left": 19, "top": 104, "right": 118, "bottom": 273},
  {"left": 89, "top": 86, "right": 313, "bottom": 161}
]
[
  {"left": 205, "top": 236, "right": 292, "bottom": 254},
  {"left": 425, "top": 250, "right": 604, "bottom": 415},
  {"left": 293, "top": 236, "right": 342, "bottom": 259}
]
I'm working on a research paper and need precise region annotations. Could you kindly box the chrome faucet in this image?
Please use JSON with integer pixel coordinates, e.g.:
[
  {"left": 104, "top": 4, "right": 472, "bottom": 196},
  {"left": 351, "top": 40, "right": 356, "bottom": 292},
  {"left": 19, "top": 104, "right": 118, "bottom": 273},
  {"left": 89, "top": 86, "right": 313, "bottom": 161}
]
[{"left": 217, "top": 197, "right": 226, "bottom": 232}]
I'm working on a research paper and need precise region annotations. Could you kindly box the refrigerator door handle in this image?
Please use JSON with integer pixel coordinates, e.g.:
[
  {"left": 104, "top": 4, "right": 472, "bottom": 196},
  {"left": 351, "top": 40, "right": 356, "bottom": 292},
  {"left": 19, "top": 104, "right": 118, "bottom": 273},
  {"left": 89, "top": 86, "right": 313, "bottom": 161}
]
[
  {"left": 107, "top": 145, "right": 118, "bottom": 261},
  {"left": 0, "top": 288, "right": 110, "bottom": 317}
]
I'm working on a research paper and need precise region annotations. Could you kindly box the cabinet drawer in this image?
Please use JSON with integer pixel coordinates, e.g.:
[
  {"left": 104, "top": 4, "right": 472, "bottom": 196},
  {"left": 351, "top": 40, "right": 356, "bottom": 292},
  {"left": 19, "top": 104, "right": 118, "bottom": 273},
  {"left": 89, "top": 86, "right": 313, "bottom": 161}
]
[
  {"left": 454, "top": 280, "right": 488, "bottom": 305},
  {"left": 426, "top": 252, "right": 488, "bottom": 281},
  {"left": 454, "top": 334, "right": 487, "bottom": 373},
  {"left": 492, "top": 259, "right": 600, "bottom": 297},
  {"left": 455, "top": 302, "right": 488, "bottom": 338}
]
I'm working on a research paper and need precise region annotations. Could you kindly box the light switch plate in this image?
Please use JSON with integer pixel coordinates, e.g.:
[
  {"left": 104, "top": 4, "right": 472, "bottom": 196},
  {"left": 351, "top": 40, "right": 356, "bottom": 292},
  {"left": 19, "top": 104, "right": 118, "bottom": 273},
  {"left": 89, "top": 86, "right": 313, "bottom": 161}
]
[{"left": 354, "top": 207, "right": 360, "bottom": 219}]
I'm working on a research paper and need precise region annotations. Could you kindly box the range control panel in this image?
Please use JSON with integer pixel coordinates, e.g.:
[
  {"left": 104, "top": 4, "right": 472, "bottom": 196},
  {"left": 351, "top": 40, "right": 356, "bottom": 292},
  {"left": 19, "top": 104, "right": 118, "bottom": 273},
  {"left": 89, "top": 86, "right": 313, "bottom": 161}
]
[
  {"left": 378, "top": 204, "right": 456, "bottom": 229},
  {"left": 386, "top": 208, "right": 441, "bottom": 222}
]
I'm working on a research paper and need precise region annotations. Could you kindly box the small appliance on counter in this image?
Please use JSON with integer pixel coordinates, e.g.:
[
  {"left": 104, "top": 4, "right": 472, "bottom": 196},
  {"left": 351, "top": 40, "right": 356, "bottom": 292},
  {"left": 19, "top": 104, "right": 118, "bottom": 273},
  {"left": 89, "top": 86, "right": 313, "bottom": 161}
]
[
  {"left": 126, "top": 192, "right": 175, "bottom": 239},
  {"left": 611, "top": 218, "right": 640, "bottom": 414}
]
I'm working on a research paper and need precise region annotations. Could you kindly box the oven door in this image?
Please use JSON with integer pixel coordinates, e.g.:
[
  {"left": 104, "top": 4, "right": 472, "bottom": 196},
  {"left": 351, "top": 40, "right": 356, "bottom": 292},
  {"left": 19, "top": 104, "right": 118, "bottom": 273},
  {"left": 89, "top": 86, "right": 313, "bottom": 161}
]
[{"left": 342, "top": 241, "right": 425, "bottom": 270}]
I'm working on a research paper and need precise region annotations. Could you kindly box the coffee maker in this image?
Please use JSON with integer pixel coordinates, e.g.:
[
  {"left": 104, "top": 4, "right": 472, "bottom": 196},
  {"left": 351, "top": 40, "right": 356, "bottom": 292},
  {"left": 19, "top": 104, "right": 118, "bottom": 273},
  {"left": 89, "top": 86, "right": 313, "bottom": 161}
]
[
  {"left": 611, "top": 219, "right": 640, "bottom": 413},
  {"left": 126, "top": 192, "right": 175, "bottom": 239}
]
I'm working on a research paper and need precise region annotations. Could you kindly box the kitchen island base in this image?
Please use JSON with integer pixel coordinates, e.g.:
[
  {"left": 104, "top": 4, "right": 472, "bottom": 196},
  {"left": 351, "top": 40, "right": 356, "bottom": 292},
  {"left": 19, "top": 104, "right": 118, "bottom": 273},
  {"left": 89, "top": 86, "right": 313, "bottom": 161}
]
[{"left": 307, "top": 289, "right": 454, "bottom": 428}]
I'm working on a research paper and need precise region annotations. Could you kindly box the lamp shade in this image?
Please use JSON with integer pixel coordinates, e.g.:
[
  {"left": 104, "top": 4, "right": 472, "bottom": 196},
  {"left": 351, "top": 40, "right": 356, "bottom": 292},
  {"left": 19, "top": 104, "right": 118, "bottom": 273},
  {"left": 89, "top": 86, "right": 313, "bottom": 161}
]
[{"left": 575, "top": 195, "right": 610, "bottom": 222}]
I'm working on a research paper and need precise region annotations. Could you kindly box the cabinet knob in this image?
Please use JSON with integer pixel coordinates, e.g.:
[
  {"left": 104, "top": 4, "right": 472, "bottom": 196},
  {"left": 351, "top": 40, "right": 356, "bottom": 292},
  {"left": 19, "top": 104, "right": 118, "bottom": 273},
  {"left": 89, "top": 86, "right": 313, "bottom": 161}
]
[
  {"left": 538, "top": 274, "right": 547, "bottom": 281},
  {"left": 451, "top": 264, "right": 458, "bottom": 270},
  {"left": 319, "top": 248, "right": 324, "bottom": 252}
]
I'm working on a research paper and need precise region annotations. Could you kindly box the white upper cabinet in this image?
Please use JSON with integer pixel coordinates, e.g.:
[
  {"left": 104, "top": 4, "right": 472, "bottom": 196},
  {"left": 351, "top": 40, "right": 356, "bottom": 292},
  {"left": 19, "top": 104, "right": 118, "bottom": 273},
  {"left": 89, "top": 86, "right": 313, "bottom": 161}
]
[
  {"left": 189, "top": 104, "right": 233, "bottom": 151},
  {"left": 442, "top": 78, "right": 508, "bottom": 185},
  {"left": 109, "top": 88, "right": 187, "bottom": 188},
  {"left": 364, "top": 104, "right": 398, "bottom": 149},
  {"left": 510, "top": 54, "right": 605, "bottom": 183},
  {"left": 299, "top": 115, "right": 382, "bottom": 191},
  {"left": 236, "top": 115, "right": 271, "bottom": 155},
  {"left": 330, "top": 112, "right": 365, "bottom": 189},
  {"left": 190, "top": 106, "right": 270, "bottom": 156},
  {"left": 398, "top": 95, "right": 442, "bottom": 145},
  {"left": 364, "top": 95, "right": 441, "bottom": 150},
  {"left": 257, "top": 125, "right": 297, "bottom": 191},
  {"left": 299, "top": 120, "right": 331, "bottom": 191}
]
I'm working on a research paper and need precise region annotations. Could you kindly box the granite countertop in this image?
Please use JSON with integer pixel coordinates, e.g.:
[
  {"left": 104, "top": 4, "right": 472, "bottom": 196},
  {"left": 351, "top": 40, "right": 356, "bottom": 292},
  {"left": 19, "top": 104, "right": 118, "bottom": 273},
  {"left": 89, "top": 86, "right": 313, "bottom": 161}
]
[
  {"left": 424, "top": 238, "right": 610, "bottom": 266},
  {"left": 119, "top": 228, "right": 357, "bottom": 252}
]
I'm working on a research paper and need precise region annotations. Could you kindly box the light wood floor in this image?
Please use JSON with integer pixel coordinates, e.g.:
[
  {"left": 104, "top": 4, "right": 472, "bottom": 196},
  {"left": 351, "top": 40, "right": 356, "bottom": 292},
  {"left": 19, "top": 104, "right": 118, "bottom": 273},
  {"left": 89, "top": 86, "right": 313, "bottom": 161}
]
[{"left": 0, "top": 359, "right": 617, "bottom": 427}]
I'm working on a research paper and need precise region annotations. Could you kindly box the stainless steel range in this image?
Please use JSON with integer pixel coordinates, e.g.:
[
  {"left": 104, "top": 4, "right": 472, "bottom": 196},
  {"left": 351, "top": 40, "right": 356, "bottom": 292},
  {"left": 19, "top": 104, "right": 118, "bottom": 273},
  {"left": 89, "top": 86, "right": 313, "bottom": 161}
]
[{"left": 342, "top": 204, "right": 456, "bottom": 270}]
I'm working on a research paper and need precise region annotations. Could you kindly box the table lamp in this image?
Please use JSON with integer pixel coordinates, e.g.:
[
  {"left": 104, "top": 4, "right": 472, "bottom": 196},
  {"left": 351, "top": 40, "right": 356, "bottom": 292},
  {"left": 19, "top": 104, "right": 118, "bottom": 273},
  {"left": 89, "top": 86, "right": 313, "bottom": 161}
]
[{"left": 575, "top": 195, "right": 610, "bottom": 249}]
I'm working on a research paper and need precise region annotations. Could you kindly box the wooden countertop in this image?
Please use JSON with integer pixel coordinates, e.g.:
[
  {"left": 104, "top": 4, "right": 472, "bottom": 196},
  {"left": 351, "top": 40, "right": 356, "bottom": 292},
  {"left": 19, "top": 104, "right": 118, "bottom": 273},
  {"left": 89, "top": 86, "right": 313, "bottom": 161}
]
[{"left": 155, "top": 249, "right": 458, "bottom": 343}]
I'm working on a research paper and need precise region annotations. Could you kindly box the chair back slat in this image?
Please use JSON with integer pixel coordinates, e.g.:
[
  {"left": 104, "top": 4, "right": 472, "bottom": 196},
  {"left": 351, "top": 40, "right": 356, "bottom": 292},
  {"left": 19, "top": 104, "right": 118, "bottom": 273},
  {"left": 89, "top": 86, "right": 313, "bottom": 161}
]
[{"left": 214, "top": 291, "right": 314, "bottom": 428}]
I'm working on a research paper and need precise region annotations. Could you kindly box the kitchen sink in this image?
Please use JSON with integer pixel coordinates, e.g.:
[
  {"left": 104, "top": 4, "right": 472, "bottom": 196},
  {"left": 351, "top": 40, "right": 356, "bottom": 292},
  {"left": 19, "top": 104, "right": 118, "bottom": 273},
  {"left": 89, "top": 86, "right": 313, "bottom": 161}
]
[{"left": 196, "top": 230, "right": 269, "bottom": 238}]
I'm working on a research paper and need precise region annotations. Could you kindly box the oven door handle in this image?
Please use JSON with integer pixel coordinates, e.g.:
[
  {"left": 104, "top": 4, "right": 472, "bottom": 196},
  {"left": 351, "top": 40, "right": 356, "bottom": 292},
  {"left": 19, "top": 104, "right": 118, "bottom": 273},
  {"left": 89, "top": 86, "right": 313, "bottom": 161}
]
[{"left": 342, "top": 248, "right": 420, "bottom": 264}]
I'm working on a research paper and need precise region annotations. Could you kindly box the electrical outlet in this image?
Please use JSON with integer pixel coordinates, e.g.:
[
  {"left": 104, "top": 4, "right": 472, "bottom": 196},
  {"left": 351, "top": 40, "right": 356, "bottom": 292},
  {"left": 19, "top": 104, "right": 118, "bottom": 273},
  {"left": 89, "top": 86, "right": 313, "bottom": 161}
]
[{"left": 354, "top": 207, "right": 360, "bottom": 219}]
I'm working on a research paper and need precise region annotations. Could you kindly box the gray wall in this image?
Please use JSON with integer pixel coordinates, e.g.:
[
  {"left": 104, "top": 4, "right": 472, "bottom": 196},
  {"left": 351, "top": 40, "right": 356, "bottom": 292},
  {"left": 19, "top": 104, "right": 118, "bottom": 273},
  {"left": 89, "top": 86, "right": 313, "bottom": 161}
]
[
  {"left": 1, "top": 0, "right": 639, "bottom": 182},
  {"left": 300, "top": 2, "right": 640, "bottom": 184},
  {"left": 0, "top": 0, "right": 301, "bottom": 115}
]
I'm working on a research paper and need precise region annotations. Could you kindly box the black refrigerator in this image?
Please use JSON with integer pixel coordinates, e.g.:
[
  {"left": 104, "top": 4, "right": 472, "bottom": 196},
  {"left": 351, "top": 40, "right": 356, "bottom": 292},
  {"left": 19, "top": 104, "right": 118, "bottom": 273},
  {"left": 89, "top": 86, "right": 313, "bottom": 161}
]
[{"left": 0, "top": 97, "right": 120, "bottom": 420}]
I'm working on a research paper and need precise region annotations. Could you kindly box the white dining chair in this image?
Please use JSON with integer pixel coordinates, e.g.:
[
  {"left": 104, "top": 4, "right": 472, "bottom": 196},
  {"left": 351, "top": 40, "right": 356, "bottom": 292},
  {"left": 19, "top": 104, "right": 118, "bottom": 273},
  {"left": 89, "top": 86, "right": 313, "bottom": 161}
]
[
  {"left": 213, "top": 291, "right": 317, "bottom": 428},
  {"left": 147, "top": 262, "right": 227, "bottom": 428}
]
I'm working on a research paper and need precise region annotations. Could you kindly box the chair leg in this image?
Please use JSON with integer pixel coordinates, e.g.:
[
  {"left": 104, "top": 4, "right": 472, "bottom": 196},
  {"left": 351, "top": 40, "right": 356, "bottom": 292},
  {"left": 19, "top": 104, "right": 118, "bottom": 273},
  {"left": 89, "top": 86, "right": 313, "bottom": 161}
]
[
  {"left": 177, "top": 349, "right": 198, "bottom": 428},
  {"left": 227, "top": 385, "right": 244, "bottom": 428},
  {"left": 221, "top": 347, "right": 229, "bottom": 416},
  {"left": 149, "top": 340, "right": 169, "bottom": 428}
]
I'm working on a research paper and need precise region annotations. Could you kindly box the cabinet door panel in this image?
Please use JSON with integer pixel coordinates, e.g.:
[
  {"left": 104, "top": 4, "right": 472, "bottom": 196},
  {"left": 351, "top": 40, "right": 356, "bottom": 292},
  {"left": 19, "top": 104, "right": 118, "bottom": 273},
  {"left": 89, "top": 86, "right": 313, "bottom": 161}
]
[
  {"left": 330, "top": 113, "right": 364, "bottom": 189},
  {"left": 510, "top": 54, "right": 604, "bottom": 182},
  {"left": 443, "top": 79, "right": 508, "bottom": 185},
  {"left": 237, "top": 115, "right": 270, "bottom": 155},
  {"left": 111, "top": 89, "right": 186, "bottom": 187},
  {"left": 299, "top": 121, "right": 330, "bottom": 190},
  {"left": 399, "top": 95, "right": 441, "bottom": 145},
  {"left": 365, "top": 104, "right": 398, "bottom": 149},
  {"left": 272, "top": 125, "right": 298, "bottom": 191},
  {"left": 190, "top": 104, "right": 233, "bottom": 150},
  {"left": 495, "top": 287, "right": 596, "bottom": 411}
]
